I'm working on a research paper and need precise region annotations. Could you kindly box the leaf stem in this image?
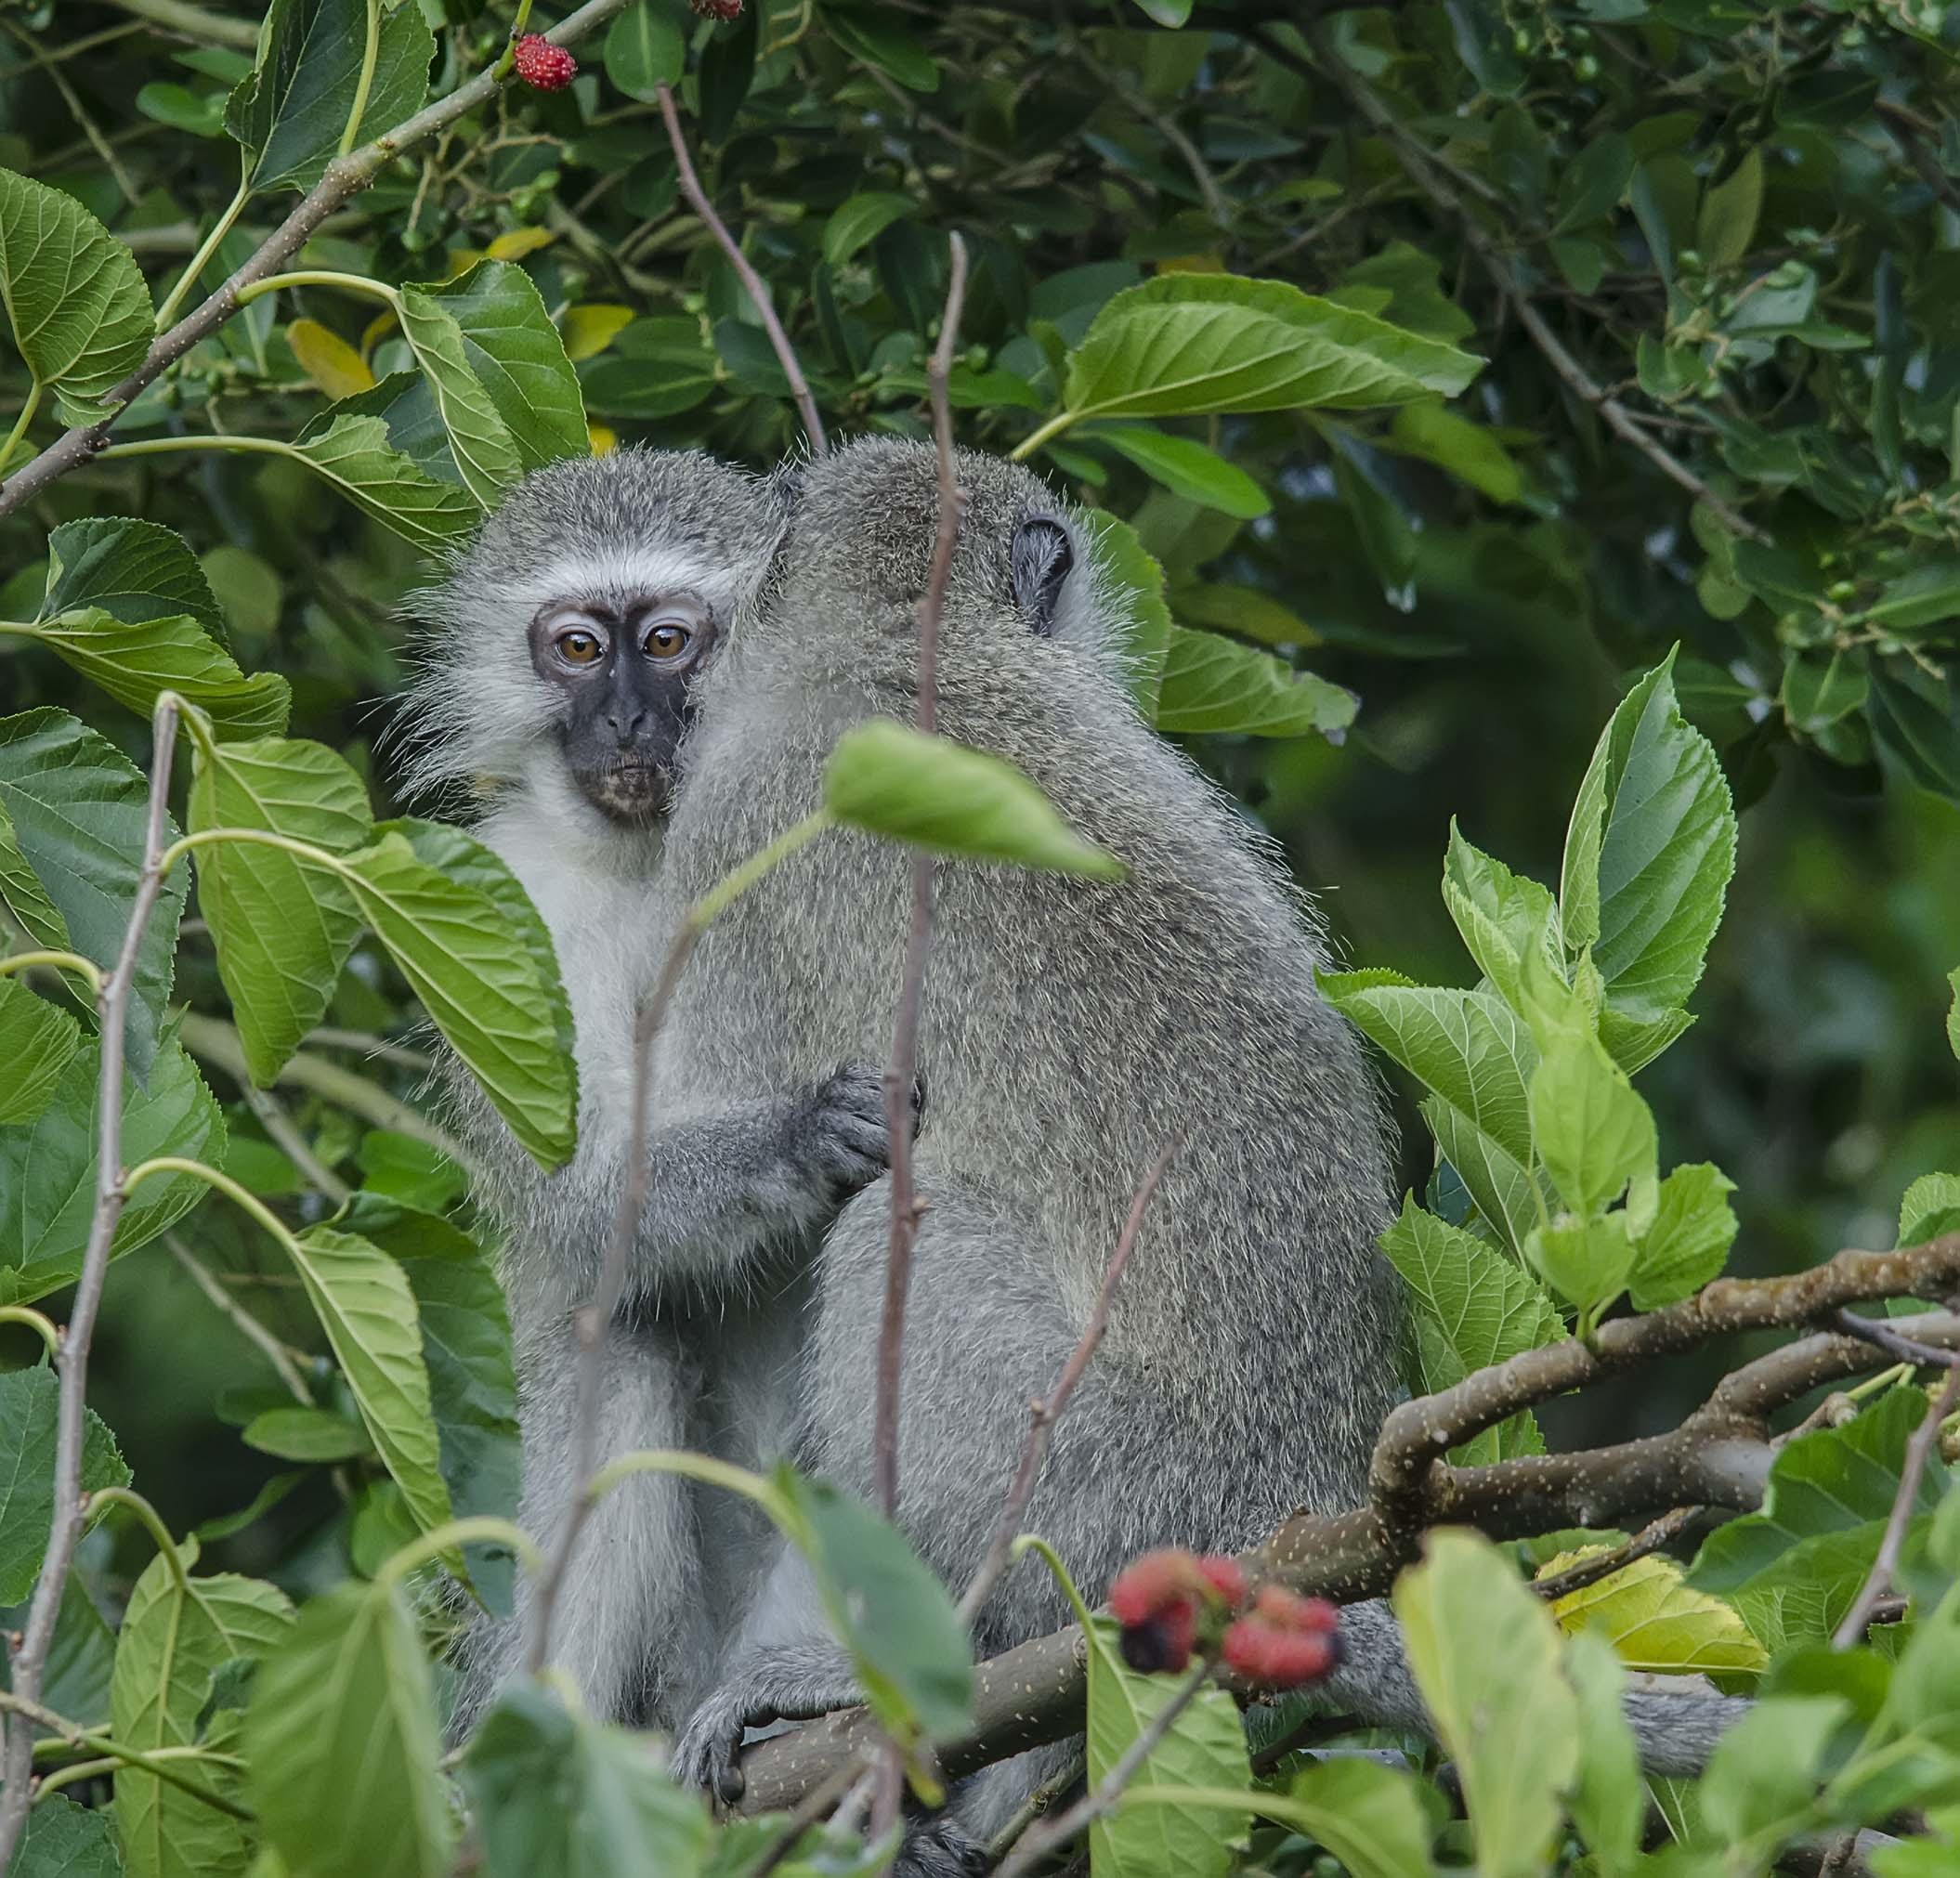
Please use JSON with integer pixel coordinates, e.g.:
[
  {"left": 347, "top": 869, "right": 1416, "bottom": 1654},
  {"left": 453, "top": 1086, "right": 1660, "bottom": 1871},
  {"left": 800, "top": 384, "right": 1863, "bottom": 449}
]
[
  {"left": 0, "top": 1308, "right": 59, "bottom": 1362},
  {"left": 0, "top": 950, "right": 103, "bottom": 998},
  {"left": 154, "top": 159, "right": 252, "bottom": 330},
  {"left": 490, "top": 0, "right": 538, "bottom": 79},
  {"left": 96, "top": 434, "right": 296, "bottom": 467},
  {"left": 0, "top": 378, "right": 41, "bottom": 471},
  {"left": 233, "top": 268, "right": 400, "bottom": 312},
  {"left": 340, "top": 0, "right": 382, "bottom": 159},
  {"left": 124, "top": 1153, "right": 298, "bottom": 1251},
  {"left": 588, "top": 1448, "right": 804, "bottom": 1540},
  {"left": 88, "top": 1486, "right": 188, "bottom": 1593},
  {"left": 1008, "top": 409, "right": 1076, "bottom": 463},
  {"left": 0, "top": 1691, "right": 252, "bottom": 1820},
  {"left": 375, "top": 1516, "right": 543, "bottom": 1590}
]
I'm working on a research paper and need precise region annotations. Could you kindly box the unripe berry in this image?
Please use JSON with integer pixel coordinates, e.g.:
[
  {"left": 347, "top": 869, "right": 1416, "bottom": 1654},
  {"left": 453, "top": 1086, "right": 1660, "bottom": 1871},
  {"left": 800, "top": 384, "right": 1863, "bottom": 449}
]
[
  {"left": 1109, "top": 1548, "right": 1202, "bottom": 1627},
  {"left": 691, "top": 0, "right": 745, "bottom": 16},
  {"left": 1250, "top": 1585, "right": 1339, "bottom": 1633},
  {"left": 1222, "top": 1622, "right": 1339, "bottom": 1687},
  {"left": 1197, "top": 1555, "right": 1248, "bottom": 1610},
  {"left": 511, "top": 33, "right": 576, "bottom": 91}
]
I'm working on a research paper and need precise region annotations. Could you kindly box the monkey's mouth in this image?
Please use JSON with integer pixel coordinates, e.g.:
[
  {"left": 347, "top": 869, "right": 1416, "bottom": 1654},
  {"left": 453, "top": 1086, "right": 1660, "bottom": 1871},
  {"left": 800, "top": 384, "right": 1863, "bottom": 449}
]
[{"left": 578, "top": 760, "right": 673, "bottom": 823}]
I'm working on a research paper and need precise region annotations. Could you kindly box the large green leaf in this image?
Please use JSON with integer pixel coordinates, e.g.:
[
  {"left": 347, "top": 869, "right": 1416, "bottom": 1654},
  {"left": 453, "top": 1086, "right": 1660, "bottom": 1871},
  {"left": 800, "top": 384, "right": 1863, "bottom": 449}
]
[
  {"left": 287, "top": 412, "right": 483, "bottom": 551},
  {"left": 1694, "top": 1695, "right": 1844, "bottom": 1850},
  {"left": 1255, "top": 1758, "right": 1437, "bottom": 1878},
  {"left": 1381, "top": 1196, "right": 1562, "bottom": 1464},
  {"left": 421, "top": 261, "right": 589, "bottom": 474},
  {"left": 0, "top": 1037, "right": 223, "bottom": 1306},
  {"left": 1562, "top": 1633, "right": 1643, "bottom": 1878},
  {"left": 42, "top": 517, "right": 227, "bottom": 644},
  {"left": 397, "top": 285, "right": 523, "bottom": 508},
  {"left": 1628, "top": 1162, "right": 1737, "bottom": 1310},
  {"left": 188, "top": 736, "right": 372, "bottom": 1085},
  {"left": 0, "top": 976, "right": 80, "bottom": 1126},
  {"left": 1063, "top": 275, "right": 1482, "bottom": 423},
  {"left": 336, "top": 1193, "right": 520, "bottom": 1615},
  {"left": 1421, "top": 1093, "right": 1541, "bottom": 1255},
  {"left": 824, "top": 720, "right": 1125, "bottom": 879},
  {"left": 1086, "top": 1613, "right": 1249, "bottom": 1878},
  {"left": 225, "top": 0, "right": 435, "bottom": 193},
  {"left": 460, "top": 1684, "right": 714, "bottom": 1878},
  {"left": 285, "top": 1223, "right": 452, "bottom": 1542},
  {"left": 0, "top": 799, "right": 67, "bottom": 954},
  {"left": 1393, "top": 1529, "right": 1579, "bottom": 1878},
  {"left": 0, "top": 710, "right": 187, "bottom": 1081},
  {"left": 1545, "top": 1553, "right": 1766, "bottom": 1679},
  {"left": 111, "top": 1545, "right": 294, "bottom": 1878},
  {"left": 1154, "top": 628, "right": 1355, "bottom": 738},
  {"left": 1560, "top": 655, "right": 1737, "bottom": 1022},
  {"left": 0, "top": 169, "right": 150, "bottom": 424},
  {"left": 340, "top": 831, "right": 577, "bottom": 1169},
  {"left": 244, "top": 1581, "right": 453, "bottom": 1878},
  {"left": 0, "top": 1367, "right": 130, "bottom": 1603},
  {"left": 1088, "top": 510, "right": 1172, "bottom": 720},
  {"left": 18, "top": 1797, "right": 122, "bottom": 1877},
  {"left": 1086, "top": 425, "right": 1270, "bottom": 517},
  {"left": 19, "top": 609, "right": 290, "bottom": 739}
]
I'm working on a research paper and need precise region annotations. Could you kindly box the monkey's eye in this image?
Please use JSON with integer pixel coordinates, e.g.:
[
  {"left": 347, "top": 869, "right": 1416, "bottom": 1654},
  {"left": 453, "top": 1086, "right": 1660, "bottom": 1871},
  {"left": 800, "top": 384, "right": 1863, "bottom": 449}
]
[
  {"left": 643, "top": 620, "right": 692, "bottom": 660},
  {"left": 554, "top": 627, "right": 604, "bottom": 666}
]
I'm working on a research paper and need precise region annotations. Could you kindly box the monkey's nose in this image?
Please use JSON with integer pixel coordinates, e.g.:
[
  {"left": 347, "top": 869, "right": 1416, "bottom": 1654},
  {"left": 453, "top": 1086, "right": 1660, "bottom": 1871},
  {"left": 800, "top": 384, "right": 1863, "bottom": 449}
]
[{"left": 606, "top": 704, "right": 648, "bottom": 742}]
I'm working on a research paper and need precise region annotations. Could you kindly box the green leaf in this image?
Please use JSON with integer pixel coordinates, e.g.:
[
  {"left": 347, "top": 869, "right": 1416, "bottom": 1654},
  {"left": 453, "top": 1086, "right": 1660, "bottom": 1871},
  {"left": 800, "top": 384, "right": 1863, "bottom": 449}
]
[
  {"left": 422, "top": 262, "right": 589, "bottom": 474},
  {"left": 1529, "top": 1031, "right": 1657, "bottom": 1219},
  {"left": 1560, "top": 654, "right": 1737, "bottom": 1022},
  {"left": 779, "top": 1471, "right": 972, "bottom": 1746},
  {"left": 18, "top": 1797, "right": 122, "bottom": 1878},
  {"left": 822, "top": 7, "right": 940, "bottom": 92},
  {"left": 1389, "top": 403, "right": 1523, "bottom": 503},
  {"left": 43, "top": 517, "right": 227, "bottom": 644},
  {"left": 225, "top": 0, "right": 435, "bottom": 193},
  {"left": 286, "top": 1223, "right": 453, "bottom": 1541},
  {"left": 1087, "top": 510, "right": 1171, "bottom": 719},
  {"left": 1562, "top": 1633, "right": 1643, "bottom": 1878},
  {"left": 20, "top": 609, "right": 291, "bottom": 739},
  {"left": 604, "top": 0, "right": 686, "bottom": 99},
  {"left": 1900, "top": 1171, "right": 1960, "bottom": 1247},
  {"left": 0, "top": 977, "right": 80, "bottom": 1126},
  {"left": 1870, "top": 671, "right": 1960, "bottom": 804},
  {"left": 1695, "top": 148, "right": 1764, "bottom": 271},
  {"left": 461, "top": 1683, "right": 714, "bottom": 1878},
  {"left": 1064, "top": 275, "right": 1482, "bottom": 424},
  {"left": 1154, "top": 628, "right": 1355, "bottom": 738},
  {"left": 0, "top": 716, "right": 186, "bottom": 1084},
  {"left": 0, "top": 1368, "right": 130, "bottom": 1603},
  {"left": 0, "top": 1037, "right": 223, "bottom": 1307},
  {"left": 244, "top": 1582, "right": 453, "bottom": 1878},
  {"left": 1085, "top": 426, "right": 1270, "bottom": 517},
  {"left": 189, "top": 735, "right": 372, "bottom": 1085},
  {"left": 824, "top": 720, "right": 1125, "bottom": 879},
  {"left": 112, "top": 1545, "right": 294, "bottom": 1878},
  {"left": 1171, "top": 583, "right": 1317, "bottom": 648},
  {"left": 398, "top": 285, "right": 523, "bottom": 508},
  {"left": 1551, "top": 133, "right": 1635, "bottom": 234},
  {"left": 1130, "top": 0, "right": 1195, "bottom": 21},
  {"left": 1086, "top": 1613, "right": 1249, "bottom": 1878},
  {"left": 0, "top": 169, "right": 150, "bottom": 424},
  {"left": 1421, "top": 1094, "right": 1541, "bottom": 1256},
  {"left": 580, "top": 317, "right": 717, "bottom": 420},
  {"left": 1546, "top": 1552, "right": 1766, "bottom": 1678},
  {"left": 0, "top": 799, "right": 68, "bottom": 954},
  {"left": 242, "top": 1405, "right": 374, "bottom": 1461},
  {"left": 1628, "top": 1162, "right": 1737, "bottom": 1310},
  {"left": 338, "top": 831, "right": 575, "bottom": 1168},
  {"left": 1695, "top": 1694, "right": 1843, "bottom": 1847},
  {"left": 1950, "top": 969, "right": 1959, "bottom": 1063},
  {"left": 1393, "top": 1529, "right": 1578, "bottom": 1878},
  {"left": 1523, "top": 1214, "right": 1637, "bottom": 1321},
  {"left": 336, "top": 1192, "right": 521, "bottom": 1616},
  {"left": 288, "top": 412, "right": 484, "bottom": 551},
  {"left": 1261, "top": 1757, "right": 1437, "bottom": 1878},
  {"left": 1381, "top": 1196, "right": 1563, "bottom": 1465},
  {"left": 823, "top": 192, "right": 917, "bottom": 267},
  {"left": 1441, "top": 822, "right": 1557, "bottom": 1014}
]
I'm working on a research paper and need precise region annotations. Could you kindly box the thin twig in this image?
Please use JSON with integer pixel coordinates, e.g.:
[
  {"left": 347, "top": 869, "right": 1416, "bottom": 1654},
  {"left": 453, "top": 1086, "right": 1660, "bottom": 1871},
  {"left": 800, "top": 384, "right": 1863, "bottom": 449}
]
[
  {"left": 0, "top": 0, "right": 634, "bottom": 518},
  {"left": 871, "top": 231, "right": 969, "bottom": 1520},
  {"left": 749, "top": 1754, "right": 867, "bottom": 1878},
  {"left": 984, "top": 1750, "right": 1084, "bottom": 1862},
  {"left": 1832, "top": 1366, "right": 1960, "bottom": 1650},
  {"left": 1832, "top": 1308, "right": 1960, "bottom": 1373},
  {"left": 98, "top": 0, "right": 260, "bottom": 47},
  {"left": 240, "top": 1080, "right": 353, "bottom": 1205},
  {"left": 0, "top": 698, "right": 182, "bottom": 1871},
  {"left": 959, "top": 1133, "right": 1182, "bottom": 1626},
  {"left": 166, "top": 1234, "right": 315, "bottom": 1405},
  {"left": 654, "top": 83, "right": 826, "bottom": 457},
  {"left": 994, "top": 1660, "right": 1217, "bottom": 1878},
  {"left": 1531, "top": 1506, "right": 1703, "bottom": 1602}
]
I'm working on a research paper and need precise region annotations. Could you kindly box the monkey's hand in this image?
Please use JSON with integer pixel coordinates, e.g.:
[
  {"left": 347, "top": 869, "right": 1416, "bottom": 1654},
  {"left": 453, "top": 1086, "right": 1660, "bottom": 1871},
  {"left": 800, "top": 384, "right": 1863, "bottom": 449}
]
[
  {"left": 671, "top": 1641, "right": 861, "bottom": 1806},
  {"left": 784, "top": 1063, "right": 923, "bottom": 1206}
]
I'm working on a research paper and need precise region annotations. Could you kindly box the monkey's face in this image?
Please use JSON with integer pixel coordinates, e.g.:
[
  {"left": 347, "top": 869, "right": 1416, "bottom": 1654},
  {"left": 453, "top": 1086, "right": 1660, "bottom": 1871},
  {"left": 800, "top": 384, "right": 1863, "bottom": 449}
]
[{"left": 528, "top": 593, "right": 714, "bottom": 823}]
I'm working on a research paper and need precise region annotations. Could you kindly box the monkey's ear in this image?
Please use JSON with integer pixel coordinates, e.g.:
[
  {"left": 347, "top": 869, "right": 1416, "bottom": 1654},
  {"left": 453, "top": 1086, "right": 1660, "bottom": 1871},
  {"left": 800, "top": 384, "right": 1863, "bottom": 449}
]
[{"left": 1012, "top": 517, "right": 1074, "bottom": 636}]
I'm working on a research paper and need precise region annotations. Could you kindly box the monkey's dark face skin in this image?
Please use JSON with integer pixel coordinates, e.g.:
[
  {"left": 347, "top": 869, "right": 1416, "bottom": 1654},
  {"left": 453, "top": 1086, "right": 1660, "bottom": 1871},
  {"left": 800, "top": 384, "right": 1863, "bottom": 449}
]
[{"left": 528, "top": 592, "right": 713, "bottom": 823}]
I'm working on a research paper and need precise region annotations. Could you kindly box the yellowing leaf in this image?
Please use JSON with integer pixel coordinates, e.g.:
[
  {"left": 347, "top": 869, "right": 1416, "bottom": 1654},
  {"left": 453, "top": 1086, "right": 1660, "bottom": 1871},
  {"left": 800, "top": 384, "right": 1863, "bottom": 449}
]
[
  {"left": 359, "top": 307, "right": 398, "bottom": 358},
  {"left": 561, "top": 303, "right": 636, "bottom": 362},
  {"left": 486, "top": 226, "right": 555, "bottom": 261},
  {"left": 1155, "top": 253, "right": 1225, "bottom": 274},
  {"left": 1542, "top": 1551, "right": 1767, "bottom": 1677},
  {"left": 443, "top": 245, "right": 486, "bottom": 278},
  {"left": 587, "top": 424, "right": 618, "bottom": 455},
  {"left": 288, "top": 319, "right": 376, "bottom": 398}
]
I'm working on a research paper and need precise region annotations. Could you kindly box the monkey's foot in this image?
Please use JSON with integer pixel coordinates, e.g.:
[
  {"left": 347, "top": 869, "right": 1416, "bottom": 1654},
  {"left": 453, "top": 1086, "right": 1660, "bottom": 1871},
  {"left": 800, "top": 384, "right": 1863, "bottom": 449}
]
[{"left": 671, "top": 1645, "right": 861, "bottom": 1806}]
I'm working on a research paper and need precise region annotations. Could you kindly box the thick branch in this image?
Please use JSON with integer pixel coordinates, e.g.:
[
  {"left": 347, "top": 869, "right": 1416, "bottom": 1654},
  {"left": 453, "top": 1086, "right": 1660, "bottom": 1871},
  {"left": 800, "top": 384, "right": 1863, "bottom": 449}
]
[{"left": 0, "top": 0, "right": 633, "bottom": 519}]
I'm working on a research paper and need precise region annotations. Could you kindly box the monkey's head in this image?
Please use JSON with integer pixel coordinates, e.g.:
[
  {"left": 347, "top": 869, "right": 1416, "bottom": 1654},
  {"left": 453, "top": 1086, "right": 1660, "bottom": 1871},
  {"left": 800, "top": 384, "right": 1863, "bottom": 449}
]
[{"left": 397, "top": 448, "right": 785, "bottom": 832}]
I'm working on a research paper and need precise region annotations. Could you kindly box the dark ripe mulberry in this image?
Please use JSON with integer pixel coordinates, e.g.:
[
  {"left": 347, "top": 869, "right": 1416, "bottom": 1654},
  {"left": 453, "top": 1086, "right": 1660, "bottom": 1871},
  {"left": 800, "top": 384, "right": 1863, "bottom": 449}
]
[{"left": 1119, "top": 1599, "right": 1197, "bottom": 1676}]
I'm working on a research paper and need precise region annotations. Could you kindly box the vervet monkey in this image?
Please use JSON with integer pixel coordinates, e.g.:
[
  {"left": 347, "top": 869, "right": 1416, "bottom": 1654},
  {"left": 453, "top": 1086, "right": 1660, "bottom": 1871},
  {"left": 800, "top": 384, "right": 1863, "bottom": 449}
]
[
  {"left": 401, "top": 449, "right": 898, "bottom": 1736},
  {"left": 658, "top": 439, "right": 1744, "bottom": 1862}
]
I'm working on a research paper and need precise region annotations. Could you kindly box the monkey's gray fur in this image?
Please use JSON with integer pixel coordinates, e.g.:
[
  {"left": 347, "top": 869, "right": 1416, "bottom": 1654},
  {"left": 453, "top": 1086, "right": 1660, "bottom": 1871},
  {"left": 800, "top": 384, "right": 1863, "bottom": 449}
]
[
  {"left": 656, "top": 438, "right": 1745, "bottom": 1865},
  {"left": 402, "top": 448, "right": 900, "bottom": 1739}
]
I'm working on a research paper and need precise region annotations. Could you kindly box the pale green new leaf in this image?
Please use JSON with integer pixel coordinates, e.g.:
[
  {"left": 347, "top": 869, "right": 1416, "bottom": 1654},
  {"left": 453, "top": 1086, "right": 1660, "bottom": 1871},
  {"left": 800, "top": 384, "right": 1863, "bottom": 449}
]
[
  {"left": 341, "top": 832, "right": 577, "bottom": 1168},
  {"left": 286, "top": 1224, "right": 452, "bottom": 1540},
  {"left": 424, "top": 261, "right": 589, "bottom": 473},
  {"left": 0, "top": 170, "right": 150, "bottom": 424},
  {"left": 1529, "top": 1032, "right": 1657, "bottom": 1219},
  {"left": 1086, "top": 426, "right": 1270, "bottom": 517},
  {"left": 1394, "top": 1530, "right": 1578, "bottom": 1878},
  {"left": 398, "top": 286, "right": 524, "bottom": 507},
  {"left": 1265, "top": 1758, "right": 1436, "bottom": 1878},
  {"left": 1695, "top": 1695, "right": 1844, "bottom": 1849},
  {"left": 1442, "top": 822, "right": 1558, "bottom": 1013},
  {"left": 825, "top": 720, "right": 1125, "bottom": 879},
  {"left": 288, "top": 414, "right": 483, "bottom": 552},
  {"left": 1900, "top": 1170, "right": 1960, "bottom": 1246},
  {"left": 0, "top": 978, "right": 79, "bottom": 1126},
  {"left": 1561, "top": 1633, "right": 1642, "bottom": 1878},
  {"left": 1628, "top": 1162, "right": 1737, "bottom": 1309},
  {"left": 1524, "top": 1213, "right": 1637, "bottom": 1320},
  {"left": 1154, "top": 628, "right": 1354, "bottom": 738},
  {"left": 189, "top": 736, "right": 372, "bottom": 1084},
  {"left": 111, "top": 1544, "right": 294, "bottom": 1878},
  {"left": 1087, "top": 510, "right": 1171, "bottom": 719},
  {"left": 1086, "top": 1614, "right": 1249, "bottom": 1878},
  {"left": 244, "top": 1582, "right": 452, "bottom": 1878},
  {"left": 22, "top": 609, "right": 290, "bottom": 739}
]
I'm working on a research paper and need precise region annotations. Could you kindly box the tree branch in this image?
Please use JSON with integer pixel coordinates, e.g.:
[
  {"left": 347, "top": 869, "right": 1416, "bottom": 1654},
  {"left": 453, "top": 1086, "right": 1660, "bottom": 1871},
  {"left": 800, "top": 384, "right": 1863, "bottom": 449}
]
[{"left": 0, "top": 0, "right": 634, "bottom": 520}]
